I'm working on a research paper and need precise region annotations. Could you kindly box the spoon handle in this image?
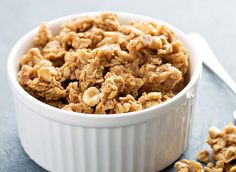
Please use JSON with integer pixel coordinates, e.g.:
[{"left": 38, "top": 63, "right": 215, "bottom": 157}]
[{"left": 188, "top": 33, "right": 236, "bottom": 95}]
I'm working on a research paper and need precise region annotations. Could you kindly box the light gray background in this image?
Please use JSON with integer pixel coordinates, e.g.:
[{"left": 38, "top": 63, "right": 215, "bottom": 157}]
[{"left": 1, "top": 0, "right": 236, "bottom": 171}]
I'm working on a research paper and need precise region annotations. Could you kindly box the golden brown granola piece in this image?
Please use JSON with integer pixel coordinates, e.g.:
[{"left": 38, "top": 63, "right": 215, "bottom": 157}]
[
  {"left": 204, "top": 161, "right": 224, "bottom": 172},
  {"left": 39, "top": 87, "right": 65, "bottom": 101},
  {"left": 138, "top": 92, "right": 162, "bottom": 108},
  {"left": 95, "top": 99, "right": 117, "bottom": 114},
  {"left": 156, "top": 25, "right": 175, "bottom": 42},
  {"left": 66, "top": 82, "right": 80, "bottom": 103},
  {"left": 92, "top": 44, "right": 134, "bottom": 67},
  {"left": 27, "top": 78, "right": 66, "bottom": 101},
  {"left": 208, "top": 127, "right": 224, "bottom": 140},
  {"left": 223, "top": 124, "right": 236, "bottom": 145},
  {"left": 33, "top": 59, "right": 53, "bottom": 69},
  {"left": 158, "top": 35, "right": 173, "bottom": 54},
  {"left": 119, "top": 25, "right": 143, "bottom": 48},
  {"left": 95, "top": 12, "right": 119, "bottom": 31},
  {"left": 18, "top": 65, "right": 35, "bottom": 85},
  {"left": 33, "top": 22, "right": 52, "bottom": 46},
  {"left": 42, "top": 40, "right": 66, "bottom": 60},
  {"left": 174, "top": 159, "right": 203, "bottom": 172},
  {"left": 114, "top": 95, "right": 142, "bottom": 113},
  {"left": 99, "top": 72, "right": 124, "bottom": 102},
  {"left": 62, "top": 103, "right": 93, "bottom": 114},
  {"left": 19, "top": 58, "right": 66, "bottom": 101},
  {"left": 130, "top": 21, "right": 160, "bottom": 36},
  {"left": 197, "top": 150, "right": 210, "bottom": 163},
  {"left": 140, "top": 63, "right": 182, "bottom": 92},
  {"left": 64, "top": 16, "right": 94, "bottom": 32},
  {"left": 162, "top": 92, "right": 175, "bottom": 101},
  {"left": 164, "top": 40, "right": 189, "bottom": 74},
  {"left": 207, "top": 125, "right": 236, "bottom": 164},
  {"left": 60, "top": 31, "right": 92, "bottom": 50},
  {"left": 109, "top": 65, "right": 143, "bottom": 97},
  {"left": 224, "top": 146, "right": 236, "bottom": 163},
  {"left": 72, "top": 37, "right": 92, "bottom": 49},
  {"left": 60, "top": 49, "right": 93, "bottom": 81},
  {"left": 228, "top": 165, "right": 236, "bottom": 172},
  {"left": 119, "top": 24, "right": 143, "bottom": 36},
  {"left": 96, "top": 31, "right": 126, "bottom": 48},
  {"left": 131, "top": 23, "right": 175, "bottom": 42},
  {"left": 80, "top": 27, "right": 104, "bottom": 47},
  {"left": 20, "top": 48, "right": 43, "bottom": 67},
  {"left": 37, "top": 66, "right": 59, "bottom": 83},
  {"left": 78, "top": 58, "right": 104, "bottom": 91},
  {"left": 127, "top": 34, "right": 162, "bottom": 54},
  {"left": 176, "top": 124, "right": 236, "bottom": 172}
]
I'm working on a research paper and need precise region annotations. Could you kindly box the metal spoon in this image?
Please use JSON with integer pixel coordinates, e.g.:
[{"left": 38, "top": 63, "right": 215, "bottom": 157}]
[{"left": 188, "top": 33, "right": 236, "bottom": 121}]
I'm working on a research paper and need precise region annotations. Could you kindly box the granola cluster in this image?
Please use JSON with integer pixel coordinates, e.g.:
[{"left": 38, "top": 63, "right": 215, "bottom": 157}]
[
  {"left": 18, "top": 12, "right": 189, "bottom": 114},
  {"left": 175, "top": 124, "right": 236, "bottom": 172}
]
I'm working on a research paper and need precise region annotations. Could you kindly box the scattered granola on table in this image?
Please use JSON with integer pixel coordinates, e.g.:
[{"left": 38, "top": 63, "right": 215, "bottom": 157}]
[
  {"left": 175, "top": 159, "right": 203, "bottom": 172},
  {"left": 198, "top": 150, "right": 210, "bottom": 164},
  {"left": 175, "top": 124, "right": 236, "bottom": 172},
  {"left": 17, "top": 12, "right": 189, "bottom": 114}
]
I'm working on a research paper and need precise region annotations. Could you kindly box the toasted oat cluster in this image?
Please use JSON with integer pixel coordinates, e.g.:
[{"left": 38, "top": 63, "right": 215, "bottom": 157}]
[
  {"left": 17, "top": 12, "right": 189, "bottom": 114},
  {"left": 175, "top": 159, "right": 203, "bottom": 172},
  {"left": 175, "top": 124, "right": 236, "bottom": 172}
]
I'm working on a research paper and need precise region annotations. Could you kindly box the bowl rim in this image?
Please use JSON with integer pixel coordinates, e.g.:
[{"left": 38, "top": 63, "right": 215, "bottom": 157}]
[{"left": 7, "top": 11, "right": 202, "bottom": 125}]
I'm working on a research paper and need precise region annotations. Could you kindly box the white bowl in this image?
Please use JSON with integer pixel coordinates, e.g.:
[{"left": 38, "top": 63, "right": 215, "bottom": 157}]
[{"left": 7, "top": 12, "right": 202, "bottom": 172}]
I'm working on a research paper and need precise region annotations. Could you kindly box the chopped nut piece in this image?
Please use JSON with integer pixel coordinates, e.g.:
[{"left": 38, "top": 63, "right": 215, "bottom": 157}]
[{"left": 82, "top": 87, "right": 101, "bottom": 107}]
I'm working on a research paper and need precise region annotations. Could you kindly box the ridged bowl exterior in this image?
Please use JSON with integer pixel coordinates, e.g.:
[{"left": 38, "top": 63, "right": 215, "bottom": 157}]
[
  {"left": 13, "top": 86, "right": 197, "bottom": 172},
  {"left": 8, "top": 12, "right": 202, "bottom": 172}
]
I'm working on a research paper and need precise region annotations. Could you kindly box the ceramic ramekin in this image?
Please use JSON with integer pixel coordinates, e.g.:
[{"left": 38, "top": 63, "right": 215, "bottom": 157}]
[{"left": 7, "top": 12, "right": 202, "bottom": 172}]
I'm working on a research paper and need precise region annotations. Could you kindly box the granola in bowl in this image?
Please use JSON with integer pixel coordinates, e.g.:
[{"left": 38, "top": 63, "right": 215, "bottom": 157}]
[{"left": 17, "top": 12, "right": 189, "bottom": 114}]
